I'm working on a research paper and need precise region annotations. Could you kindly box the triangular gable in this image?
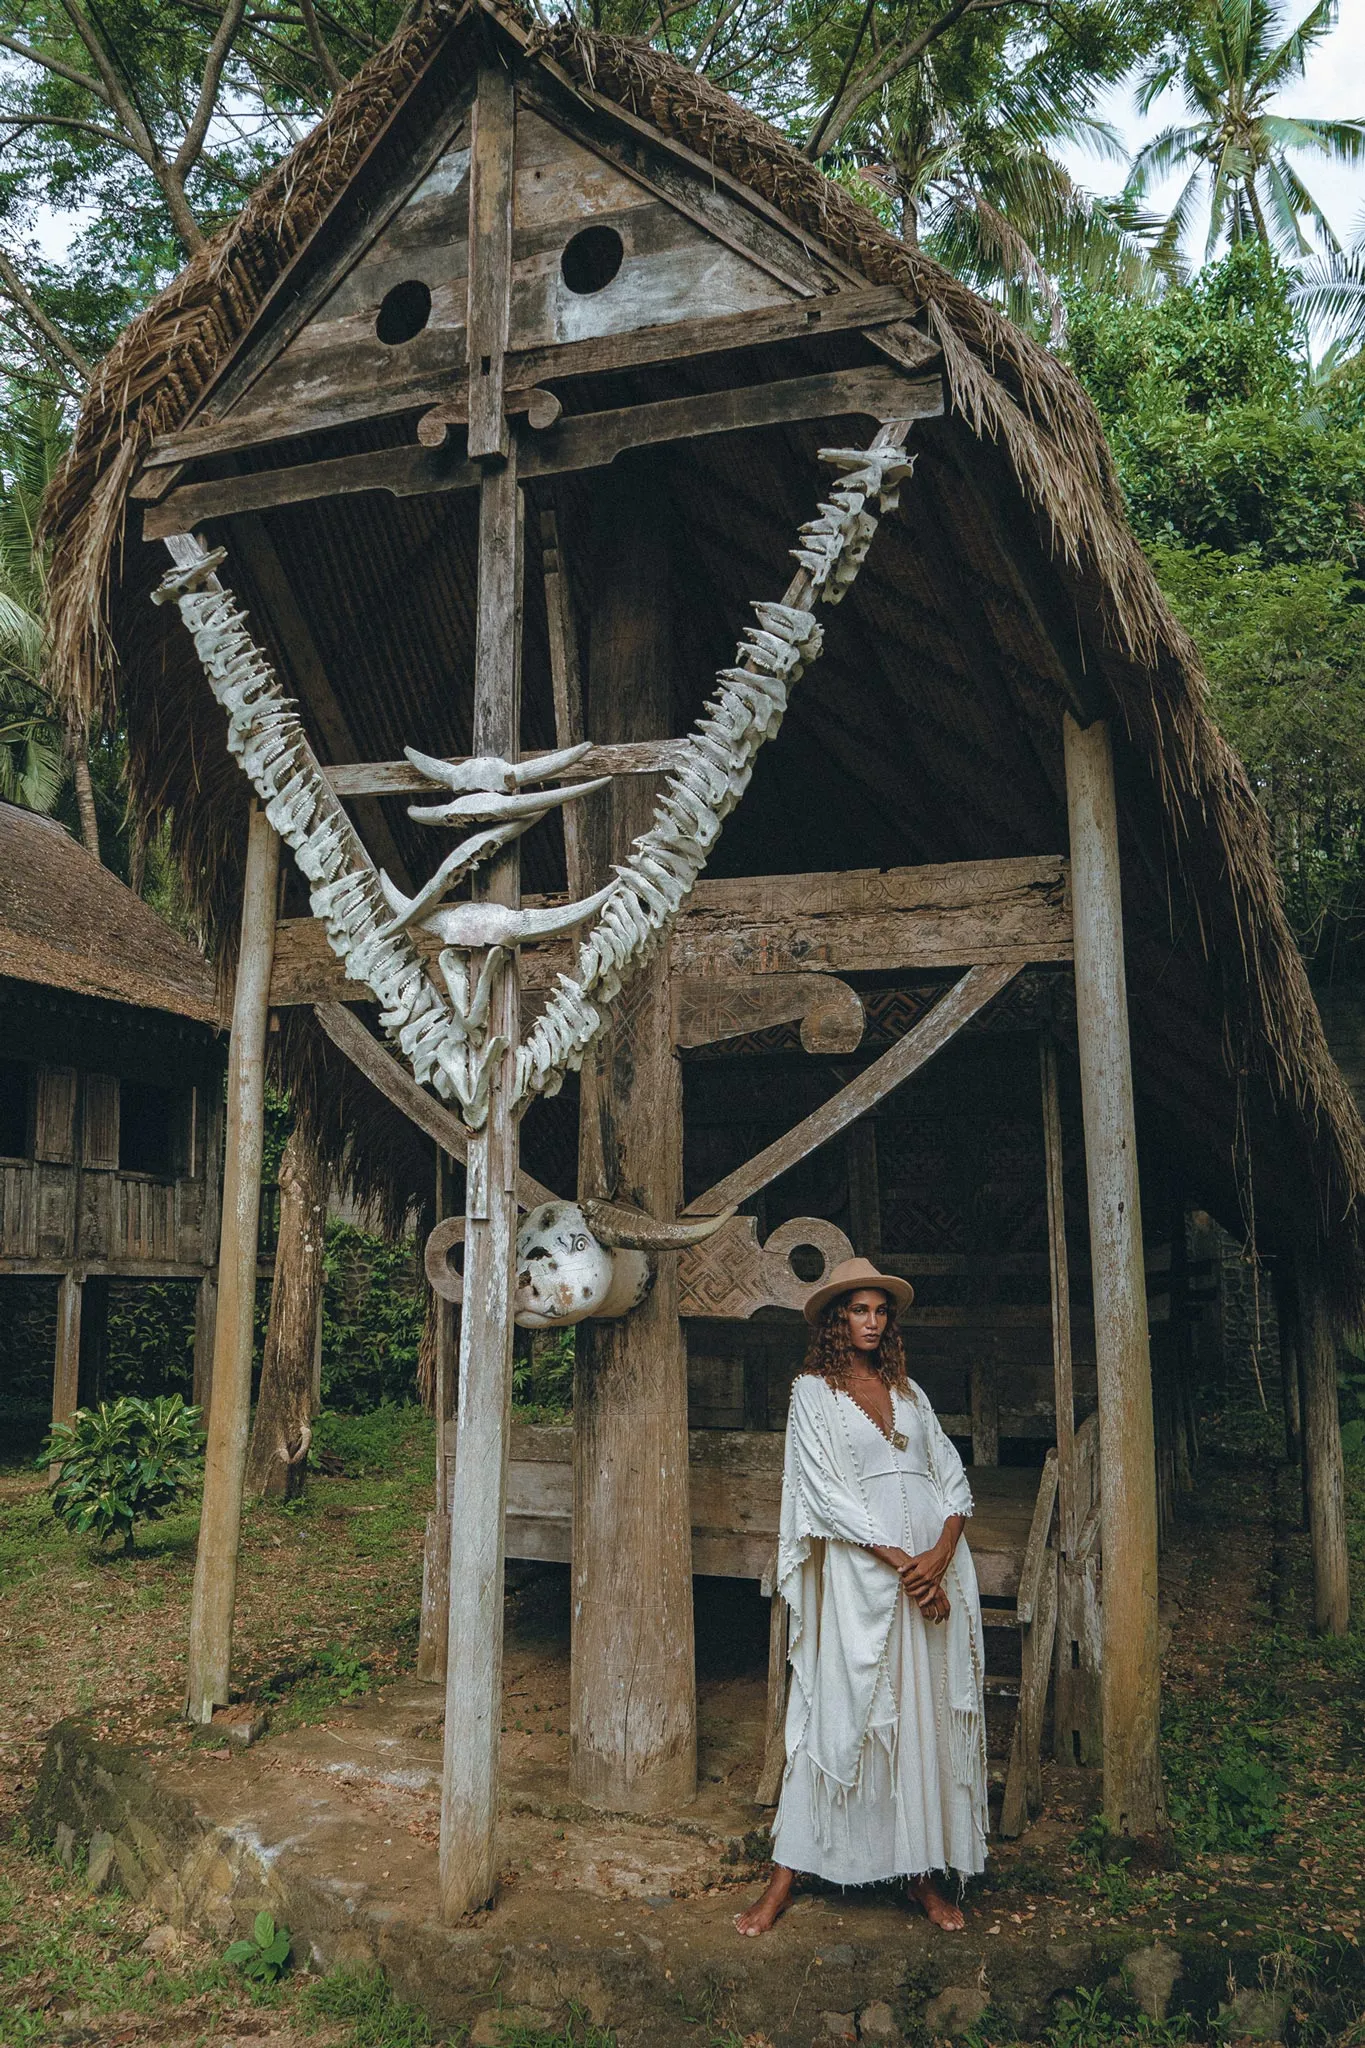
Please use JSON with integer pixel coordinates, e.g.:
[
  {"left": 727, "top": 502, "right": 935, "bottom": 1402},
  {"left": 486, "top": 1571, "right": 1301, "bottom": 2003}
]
[{"left": 191, "top": 47, "right": 846, "bottom": 452}]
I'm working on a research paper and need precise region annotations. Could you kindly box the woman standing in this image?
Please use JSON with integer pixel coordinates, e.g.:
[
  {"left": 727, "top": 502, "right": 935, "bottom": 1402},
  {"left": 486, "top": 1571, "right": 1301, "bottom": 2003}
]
[{"left": 736, "top": 1258, "right": 987, "bottom": 1935}]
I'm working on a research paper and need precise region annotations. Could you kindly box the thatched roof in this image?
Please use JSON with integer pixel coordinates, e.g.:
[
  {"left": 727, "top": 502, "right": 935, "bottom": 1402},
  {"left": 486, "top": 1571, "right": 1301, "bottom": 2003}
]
[
  {"left": 38, "top": 0, "right": 1365, "bottom": 1303},
  {"left": 0, "top": 802, "right": 220, "bottom": 1024}
]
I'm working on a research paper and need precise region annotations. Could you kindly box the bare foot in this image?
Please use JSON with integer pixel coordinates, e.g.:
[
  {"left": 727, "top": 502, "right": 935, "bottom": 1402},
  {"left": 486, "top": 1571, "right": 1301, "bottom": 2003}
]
[
  {"left": 908, "top": 1875, "right": 965, "bottom": 1931},
  {"left": 735, "top": 1864, "right": 795, "bottom": 1936}
]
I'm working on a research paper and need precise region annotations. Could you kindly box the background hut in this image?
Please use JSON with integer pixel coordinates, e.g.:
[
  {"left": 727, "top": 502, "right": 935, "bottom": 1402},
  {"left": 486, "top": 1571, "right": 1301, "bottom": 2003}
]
[
  {"left": 0, "top": 801, "right": 224, "bottom": 1433},
  {"left": 40, "top": 0, "right": 1363, "bottom": 1906}
]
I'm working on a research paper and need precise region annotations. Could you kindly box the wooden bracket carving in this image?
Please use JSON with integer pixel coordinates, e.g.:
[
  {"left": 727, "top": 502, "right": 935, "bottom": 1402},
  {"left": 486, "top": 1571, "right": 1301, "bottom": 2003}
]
[
  {"left": 678, "top": 1216, "right": 854, "bottom": 1319},
  {"left": 673, "top": 973, "right": 864, "bottom": 1054}
]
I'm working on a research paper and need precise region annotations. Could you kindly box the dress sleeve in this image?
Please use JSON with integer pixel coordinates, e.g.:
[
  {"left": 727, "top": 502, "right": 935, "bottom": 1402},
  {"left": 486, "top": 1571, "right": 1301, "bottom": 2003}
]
[
  {"left": 782, "top": 1375, "right": 879, "bottom": 1552},
  {"left": 921, "top": 1390, "right": 974, "bottom": 1519}
]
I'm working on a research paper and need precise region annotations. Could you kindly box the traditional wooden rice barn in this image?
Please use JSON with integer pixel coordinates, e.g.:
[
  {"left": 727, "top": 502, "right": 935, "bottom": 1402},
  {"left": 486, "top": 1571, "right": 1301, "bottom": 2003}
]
[
  {"left": 0, "top": 801, "right": 225, "bottom": 1424},
  {"left": 43, "top": 0, "right": 1360, "bottom": 1918}
]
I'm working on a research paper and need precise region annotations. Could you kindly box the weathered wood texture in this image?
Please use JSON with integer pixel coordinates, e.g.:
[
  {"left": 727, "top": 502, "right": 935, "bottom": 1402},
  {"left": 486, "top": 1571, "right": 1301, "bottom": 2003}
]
[
  {"left": 467, "top": 62, "right": 514, "bottom": 459},
  {"left": 1054, "top": 1411, "right": 1102, "bottom": 1766},
  {"left": 755, "top": 1563, "right": 790, "bottom": 1807},
  {"left": 1041, "top": 1035, "right": 1076, "bottom": 1551},
  {"left": 52, "top": 1269, "right": 82, "bottom": 1427},
  {"left": 685, "top": 963, "right": 1020, "bottom": 1219},
  {"left": 573, "top": 457, "right": 697, "bottom": 1816},
  {"left": 440, "top": 439, "right": 524, "bottom": 1916},
  {"left": 244, "top": 1121, "right": 326, "bottom": 1500},
  {"left": 326, "top": 739, "right": 682, "bottom": 797},
  {"left": 673, "top": 973, "right": 864, "bottom": 1054},
  {"left": 186, "top": 801, "right": 280, "bottom": 1724},
  {"left": 677, "top": 1216, "right": 854, "bottom": 1319},
  {"left": 142, "top": 288, "right": 922, "bottom": 473},
  {"left": 268, "top": 856, "right": 1070, "bottom": 1006},
  {"left": 1295, "top": 1253, "right": 1350, "bottom": 1634},
  {"left": 476, "top": 1421, "right": 1043, "bottom": 1600},
  {"left": 142, "top": 367, "right": 940, "bottom": 538},
  {"left": 418, "top": 1148, "right": 459, "bottom": 1684},
  {"left": 1063, "top": 713, "right": 1164, "bottom": 1836}
]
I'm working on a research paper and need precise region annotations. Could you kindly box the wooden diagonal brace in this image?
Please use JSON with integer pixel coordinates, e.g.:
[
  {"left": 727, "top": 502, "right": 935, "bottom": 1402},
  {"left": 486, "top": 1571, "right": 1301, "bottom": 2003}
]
[
  {"left": 673, "top": 972, "right": 864, "bottom": 1054},
  {"left": 683, "top": 962, "right": 1021, "bottom": 1217}
]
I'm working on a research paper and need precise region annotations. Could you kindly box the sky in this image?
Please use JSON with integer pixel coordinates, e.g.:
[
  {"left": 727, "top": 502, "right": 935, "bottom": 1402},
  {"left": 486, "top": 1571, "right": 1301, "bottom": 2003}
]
[{"left": 1055, "top": 0, "right": 1365, "bottom": 259}]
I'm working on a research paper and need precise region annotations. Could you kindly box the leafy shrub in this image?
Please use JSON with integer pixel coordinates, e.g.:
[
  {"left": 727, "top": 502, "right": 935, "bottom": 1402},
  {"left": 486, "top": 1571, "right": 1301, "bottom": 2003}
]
[
  {"left": 1166, "top": 1739, "right": 1284, "bottom": 1852},
  {"left": 311, "top": 1403, "right": 431, "bottom": 1477},
  {"left": 38, "top": 1394, "right": 202, "bottom": 1553},
  {"left": 513, "top": 1327, "right": 574, "bottom": 1422},
  {"left": 224, "top": 1910, "right": 292, "bottom": 1983}
]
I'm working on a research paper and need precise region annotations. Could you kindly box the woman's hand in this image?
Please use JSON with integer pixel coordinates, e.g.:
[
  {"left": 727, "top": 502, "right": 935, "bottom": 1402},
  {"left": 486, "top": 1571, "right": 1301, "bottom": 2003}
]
[{"left": 899, "top": 1515, "right": 965, "bottom": 1604}]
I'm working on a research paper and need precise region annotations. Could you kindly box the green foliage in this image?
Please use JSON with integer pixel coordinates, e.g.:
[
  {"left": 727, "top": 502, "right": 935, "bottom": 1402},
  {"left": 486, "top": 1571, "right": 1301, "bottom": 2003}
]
[
  {"left": 1068, "top": 245, "right": 1365, "bottom": 566},
  {"left": 301, "top": 1966, "right": 434, "bottom": 2046},
  {"left": 103, "top": 1278, "right": 197, "bottom": 1401},
  {"left": 312, "top": 1402, "right": 429, "bottom": 1475},
  {"left": 1042, "top": 1985, "right": 1196, "bottom": 2045},
  {"left": 322, "top": 1223, "right": 425, "bottom": 1411},
  {"left": 0, "top": 395, "right": 66, "bottom": 815},
  {"left": 513, "top": 1329, "right": 575, "bottom": 1423},
  {"left": 37, "top": 1393, "right": 202, "bottom": 1553},
  {"left": 224, "top": 1910, "right": 293, "bottom": 1984},
  {"left": 1163, "top": 1687, "right": 1286, "bottom": 1853},
  {"left": 1149, "top": 543, "right": 1365, "bottom": 955}
]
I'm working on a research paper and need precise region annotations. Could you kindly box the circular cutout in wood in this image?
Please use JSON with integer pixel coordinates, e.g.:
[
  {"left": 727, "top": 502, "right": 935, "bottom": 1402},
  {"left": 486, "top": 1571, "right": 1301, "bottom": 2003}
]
[
  {"left": 376, "top": 278, "right": 432, "bottom": 345},
  {"left": 561, "top": 225, "right": 624, "bottom": 296}
]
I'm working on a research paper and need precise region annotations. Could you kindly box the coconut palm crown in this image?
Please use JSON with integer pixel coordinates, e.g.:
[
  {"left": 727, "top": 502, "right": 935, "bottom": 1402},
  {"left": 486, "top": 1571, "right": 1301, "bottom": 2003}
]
[{"left": 1128, "top": 0, "right": 1365, "bottom": 265}]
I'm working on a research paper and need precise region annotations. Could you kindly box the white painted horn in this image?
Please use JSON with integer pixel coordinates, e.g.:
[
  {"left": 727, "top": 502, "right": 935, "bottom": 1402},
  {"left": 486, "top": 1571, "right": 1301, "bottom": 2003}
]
[{"left": 583, "top": 1200, "right": 735, "bottom": 1251}]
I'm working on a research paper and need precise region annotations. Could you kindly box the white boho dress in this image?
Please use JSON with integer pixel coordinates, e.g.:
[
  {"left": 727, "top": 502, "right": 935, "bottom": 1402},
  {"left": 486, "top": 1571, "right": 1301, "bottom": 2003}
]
[{"left": 771, "top": 1372, "right": 989, "bottom": 1886}]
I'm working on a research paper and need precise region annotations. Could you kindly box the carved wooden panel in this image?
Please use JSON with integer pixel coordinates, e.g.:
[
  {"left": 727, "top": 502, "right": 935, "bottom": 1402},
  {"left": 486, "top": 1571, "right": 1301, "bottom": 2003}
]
[
  {"left": 673, "top": 973, "right": 864, "bottom": 1054},
  {"left": 82, "top": 1074, "right": 120, "bottom": 1171},
  {"left": 33, "top": 1066, "right": 77, "bottom": 1164},
  {"left": 677, "top": 1215, "right": 853, "bottom": 1319}
]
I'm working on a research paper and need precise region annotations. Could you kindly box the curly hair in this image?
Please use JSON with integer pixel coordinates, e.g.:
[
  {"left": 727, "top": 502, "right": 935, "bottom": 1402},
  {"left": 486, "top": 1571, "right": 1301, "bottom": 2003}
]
[{"left": 800, "top": 1293, "right": 909, "bottom": 1391}]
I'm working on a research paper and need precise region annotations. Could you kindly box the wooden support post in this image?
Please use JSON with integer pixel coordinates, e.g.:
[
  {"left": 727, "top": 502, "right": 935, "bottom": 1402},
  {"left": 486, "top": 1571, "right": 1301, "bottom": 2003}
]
[
  {"left": 1273, "top": 1264, "right": 1301, "bottom": 1466},
  {"left": 573, "top": 455, "right": 697, "bottom": 1815},
  {"left": 186, "top": 801, "right": 279, "bottom": 1723},
  {"left": 1063, "top": 713, "right": 1164, "bottom": 1839},
  {"left": 438, "top": 435, "right": 524, "bottom": 1909},
  {"left": 52, "top": 1270, "right": 82, "bottom": 1428},
  {"left": 419, "top": 1146, "right": 457, "bottom": 1684},
  {"left": 192, "top": 1273, "right": 217, "bottom": 1421},
  {"left": 1295, "top": 1253, "right": 1350, "bottom": 1635},
  {"left": 1040, "top": 1036, "right": 1075, "bottom": 1548},
  {"left": 466, "top": 61, "right": 513, "bottom": 461}
]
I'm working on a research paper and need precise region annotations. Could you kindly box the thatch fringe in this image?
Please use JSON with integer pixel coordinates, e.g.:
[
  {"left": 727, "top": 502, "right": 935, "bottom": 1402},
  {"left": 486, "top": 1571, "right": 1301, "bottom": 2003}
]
[{"left": 38, "top": 0, "right": 1365, "bottom": 1300}]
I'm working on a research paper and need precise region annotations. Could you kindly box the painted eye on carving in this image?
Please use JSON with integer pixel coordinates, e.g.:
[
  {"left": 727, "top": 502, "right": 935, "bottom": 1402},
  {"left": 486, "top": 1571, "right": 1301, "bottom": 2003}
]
[
  {"left": 376, "top": 278, "right": 432, "bottom": 345},
  {"left": 561, "top": 225, "right": 624, "bottom": 296},
  {"left": 569, "top": 1233, "right": 590, "bottom": 1253}
]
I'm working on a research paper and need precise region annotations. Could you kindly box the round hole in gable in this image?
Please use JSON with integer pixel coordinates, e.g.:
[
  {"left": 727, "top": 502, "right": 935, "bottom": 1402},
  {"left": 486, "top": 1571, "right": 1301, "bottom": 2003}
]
[
  {"left": 376, "top": 278, "right": 432, "bottom": 345},
  {"left": 561, "top": 224, "right": 624, "bottom": 296},
  {"left": 788, "top": 1241, "right": 826, "bottom": 1283}
]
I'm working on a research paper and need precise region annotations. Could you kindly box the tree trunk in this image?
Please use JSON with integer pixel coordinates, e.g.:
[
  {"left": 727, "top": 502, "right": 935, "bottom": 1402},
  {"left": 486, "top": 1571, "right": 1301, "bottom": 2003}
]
[
  {"left": 72, "top": 738, "right": 99, "bottom": 862},
  {"left": 246, "top": 1121, "right": 326, "bottom": 1501}
]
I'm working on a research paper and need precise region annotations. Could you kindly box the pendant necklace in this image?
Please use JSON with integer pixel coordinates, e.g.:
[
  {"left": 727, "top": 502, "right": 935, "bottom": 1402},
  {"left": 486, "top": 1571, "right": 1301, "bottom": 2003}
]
[{"left": 849, "top": 1382, "right": 909, "bottom": 1452}]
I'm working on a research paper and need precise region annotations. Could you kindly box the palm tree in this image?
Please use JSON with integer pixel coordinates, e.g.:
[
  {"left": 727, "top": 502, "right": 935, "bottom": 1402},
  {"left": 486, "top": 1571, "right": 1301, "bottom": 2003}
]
[
  {"left": 846, "top": 62, "right": 1159, "bottom": 337},
  {"left": 1293, "top": 211, "right": 1365, "bottom": 355},
  {"left": 0, "top": 399, "right": 66, "bottom": 819},
  {"left": 1128, "top": 0, "right": 1365, "bottom": 265}
]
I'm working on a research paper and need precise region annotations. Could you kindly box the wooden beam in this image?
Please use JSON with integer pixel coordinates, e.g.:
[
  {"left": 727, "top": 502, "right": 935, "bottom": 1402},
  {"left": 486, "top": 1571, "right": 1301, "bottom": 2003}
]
[
  {"left": 143, "top": 368, "right": 942, "bottom": 537},
  {"left": 313, "top": 1000, "right": 555, "bottom": 1208},
  {"left": 573, "top": 454, "right": 697, "bottom": 1816},
  {"left": 186, "top": 799, "right": 279, "bottom": 1723},
  {"left": 326, "top": 738, "right": 683, "bottom": 798},
  {"left": 439, "top": 433, "right": 524, "bottom": 1913},
  {"left": 539, "top": 504, "right": 590, "bottom": 899},
  {"left": 139, "top": 289, "right": 924, "bottom": 475},
  {"left": 673, "top": 972, "right": 864, "bottom": 1054},
  {"left": 684, "top": 962, "right": 1020, "bottom": 1218},
  {"left": 52, "top": 1270, "right": 82, "bottom": 1428},
  {"left": 1295, "top": 1253, "right": 1350, "bottom": 1635},
  {"left": 268, "top": 854, "right": 1072, "bottom": 1005},
  {"left": 1064, "top": 712, "right": 1164, "bottom": 1839},
  {"left": 226, "top": 514, "right": 413, "bottom": 890},
  {"left": 1041, "top": 1034, "right": 1076, "bottom": 1554},
  {"left": 466, "top": 59, "right": 514, "bottom": 459}
]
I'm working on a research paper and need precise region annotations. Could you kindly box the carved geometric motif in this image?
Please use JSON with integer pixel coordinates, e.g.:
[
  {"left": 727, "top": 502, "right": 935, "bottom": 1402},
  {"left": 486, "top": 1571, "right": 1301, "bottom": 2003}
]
[{"left": 678, "top": 1215, "right": 854, "bottom": 1319}]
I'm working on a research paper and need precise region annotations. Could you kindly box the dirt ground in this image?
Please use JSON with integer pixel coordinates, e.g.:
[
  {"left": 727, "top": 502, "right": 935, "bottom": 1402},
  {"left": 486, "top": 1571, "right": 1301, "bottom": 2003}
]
[{"left": 2, "top": 1401, "right": 1363, "bottom": 2046}]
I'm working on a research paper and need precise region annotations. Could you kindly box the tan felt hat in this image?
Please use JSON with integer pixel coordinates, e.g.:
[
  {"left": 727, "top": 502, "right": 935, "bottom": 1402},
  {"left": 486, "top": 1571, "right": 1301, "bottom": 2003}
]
[{"left": 803, "top": 1255, "right": 915, "bottom": 1325}]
